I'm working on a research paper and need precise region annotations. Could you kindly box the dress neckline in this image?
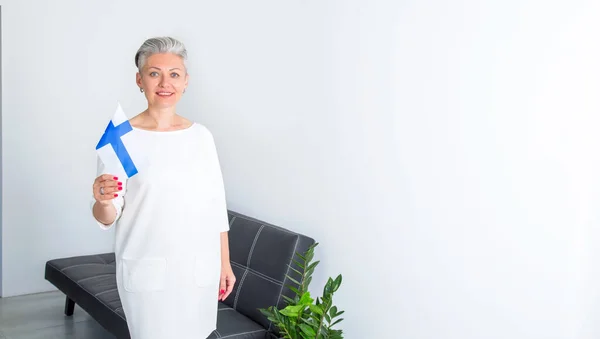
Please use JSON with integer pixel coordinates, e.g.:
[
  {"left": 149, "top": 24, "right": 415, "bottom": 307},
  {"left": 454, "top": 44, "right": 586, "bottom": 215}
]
[{"left": 131, "top": 122, "right": 196, "bottom": 134}]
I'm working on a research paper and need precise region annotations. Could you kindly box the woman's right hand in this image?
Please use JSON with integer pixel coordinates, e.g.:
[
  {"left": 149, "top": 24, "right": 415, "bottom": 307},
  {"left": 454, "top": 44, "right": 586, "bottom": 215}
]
[{"left": 93, "top": 174, "right": 123, "bottom": 204}]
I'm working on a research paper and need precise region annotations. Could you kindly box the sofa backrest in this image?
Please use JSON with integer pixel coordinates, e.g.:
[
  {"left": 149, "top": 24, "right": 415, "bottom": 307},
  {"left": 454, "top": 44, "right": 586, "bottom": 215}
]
[{"left": 225, "top": 210, "right": 315, "bottom": 331}]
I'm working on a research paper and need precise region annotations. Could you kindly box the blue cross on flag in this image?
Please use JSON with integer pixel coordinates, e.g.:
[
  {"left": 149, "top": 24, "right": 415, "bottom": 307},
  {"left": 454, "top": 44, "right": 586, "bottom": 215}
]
[{"left": 96, "top": 103, "right": 144, "bottom": 179}]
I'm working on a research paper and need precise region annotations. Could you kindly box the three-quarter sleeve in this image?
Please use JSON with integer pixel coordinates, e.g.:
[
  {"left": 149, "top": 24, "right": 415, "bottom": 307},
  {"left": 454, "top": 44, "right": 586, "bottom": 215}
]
[{"left": 206, "top": 131, "right": 230, "bottom": 233}]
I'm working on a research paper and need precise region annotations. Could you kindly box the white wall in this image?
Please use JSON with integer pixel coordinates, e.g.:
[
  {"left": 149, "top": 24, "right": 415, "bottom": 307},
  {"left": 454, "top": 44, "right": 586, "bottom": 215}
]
[
  {"left": 2, "top": 0, "right": 600, "bottom": 338},
  {"left": 0, "top": 4, "right": 4, "bottom": 297}
]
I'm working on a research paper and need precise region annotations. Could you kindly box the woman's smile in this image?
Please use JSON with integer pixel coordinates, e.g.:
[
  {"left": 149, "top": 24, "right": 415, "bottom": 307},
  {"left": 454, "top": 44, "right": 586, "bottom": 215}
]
[{"left": 156, "top": 91, "right": 174, "bottom": 97}]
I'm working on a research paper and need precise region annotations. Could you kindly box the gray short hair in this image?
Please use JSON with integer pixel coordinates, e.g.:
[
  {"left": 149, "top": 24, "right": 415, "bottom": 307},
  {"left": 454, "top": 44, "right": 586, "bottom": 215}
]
[{"left": 134, "top": 36, "right": 188, "bottom": 73}]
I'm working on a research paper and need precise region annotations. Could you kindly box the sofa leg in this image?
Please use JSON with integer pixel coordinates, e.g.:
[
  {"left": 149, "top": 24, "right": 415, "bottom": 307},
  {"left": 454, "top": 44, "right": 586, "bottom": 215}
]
[{"left": 64, "top": 297, "right": 75, "bottom": 316}]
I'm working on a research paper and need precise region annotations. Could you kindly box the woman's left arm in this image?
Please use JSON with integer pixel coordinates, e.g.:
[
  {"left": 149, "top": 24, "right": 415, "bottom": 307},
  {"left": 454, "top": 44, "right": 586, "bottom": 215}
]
[
  {"left": 219, "top": 231, "right": 236, "bottom": 301},
  {"left": 207, "top": 128, "right": 235, "bottom": 300}
]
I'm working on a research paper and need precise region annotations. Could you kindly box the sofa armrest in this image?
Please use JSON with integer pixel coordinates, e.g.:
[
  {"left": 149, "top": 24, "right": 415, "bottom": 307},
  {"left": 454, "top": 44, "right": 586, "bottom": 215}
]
[{"left": 225, "top": 211, "right": 316, "bottom": 333}]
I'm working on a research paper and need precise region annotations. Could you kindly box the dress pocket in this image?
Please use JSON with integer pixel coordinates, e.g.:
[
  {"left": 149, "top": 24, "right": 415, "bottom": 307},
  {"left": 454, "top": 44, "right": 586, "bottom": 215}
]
[{"left": 121, "top": 257, "right": 167, "bottom": 293}]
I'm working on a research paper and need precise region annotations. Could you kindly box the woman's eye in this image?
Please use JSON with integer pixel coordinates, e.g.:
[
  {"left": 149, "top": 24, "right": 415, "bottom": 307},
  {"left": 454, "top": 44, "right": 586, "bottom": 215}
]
[
  {"left": 150, "top": 72, "right": 158, "bottom": 77},
  {"left": 171, "top": 73, "right": 180, "bottom": 78}
]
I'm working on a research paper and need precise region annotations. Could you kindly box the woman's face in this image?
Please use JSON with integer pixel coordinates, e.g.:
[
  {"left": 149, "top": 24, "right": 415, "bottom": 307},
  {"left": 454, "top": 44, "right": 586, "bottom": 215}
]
[{"left": 136, "top": 53, "right": 188, "bottom": 109}]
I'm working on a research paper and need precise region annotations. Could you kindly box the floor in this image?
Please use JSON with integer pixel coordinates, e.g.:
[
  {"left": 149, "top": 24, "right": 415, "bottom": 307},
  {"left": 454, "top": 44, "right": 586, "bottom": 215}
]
[{"left": 0, "top": 290, "right": 115, "bottom": 339}]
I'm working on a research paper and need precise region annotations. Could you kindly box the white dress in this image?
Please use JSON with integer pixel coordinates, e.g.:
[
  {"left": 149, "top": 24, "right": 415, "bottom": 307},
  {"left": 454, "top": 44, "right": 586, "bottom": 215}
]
[{"left": 93, "top": 123, "right": 229, "bottom": 339}]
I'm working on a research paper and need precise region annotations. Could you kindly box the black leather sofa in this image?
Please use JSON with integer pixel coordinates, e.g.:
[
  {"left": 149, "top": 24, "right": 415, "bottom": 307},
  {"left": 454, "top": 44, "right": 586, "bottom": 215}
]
[{"left": 44, "top": 210, "right": 315, "bottom": 339}]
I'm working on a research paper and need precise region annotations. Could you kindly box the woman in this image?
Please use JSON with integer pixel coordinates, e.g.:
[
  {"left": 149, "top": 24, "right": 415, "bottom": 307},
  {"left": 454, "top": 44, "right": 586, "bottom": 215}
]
[{"left": 91, "top": 36, "right": 235, "bottom": 339}]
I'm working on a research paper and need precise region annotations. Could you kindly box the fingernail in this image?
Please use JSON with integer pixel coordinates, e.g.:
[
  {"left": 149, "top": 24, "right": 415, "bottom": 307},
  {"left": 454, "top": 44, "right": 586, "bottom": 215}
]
[
  {"left": 220, "top": 290, "right": 225, "bottom": 294},
  {"left": 114, "top": 194, "right": 118, "bottom": 197},
  {"left": 118, "top": 182, "right": 123, "bottom": 186},
  {"left": 118, "top": 187, "right": 123, "bottom": 190},
  {"left": 113, "top": 177, "right": 118, "bottom": 180}
]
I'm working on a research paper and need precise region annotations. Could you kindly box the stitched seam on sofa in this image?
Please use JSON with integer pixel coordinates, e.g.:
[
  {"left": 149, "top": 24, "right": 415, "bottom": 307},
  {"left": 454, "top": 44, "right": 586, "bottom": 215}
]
[
  {"left": 228, "top": 212, "right": 273, "bottom": 226},
  {"left": 220, "top": 329, "right": 266, "bottom": 339},
  {"left": 76, "top": 274, "right": 115, "bottom": 284},
  {"left": 269, "top": 235, "right": 300, "bottom": 332},
  {"left": 46, "top": 262, "right": 126, "bottom": 321},
  {"left": 94, "top": 287, "right": 118, "bottom": 297},
  {"left": 263, "top": 224, "right": 298, "bottom": 235},
  {"left": 96, "top": 255, "right": 107, "bottom": 264},
  {"left": 231, "top": 262, "right": 282, "bottom": 286},
  {"left": 233, "top": 224, "right": 264, "bottom": 309},
  {"left": 231, "top": 261, "right": 283, "bottom": 285},
  {"left": 233, "top": 269, "right": 249, "bottom": 310},
  {"left": 218, "top": 303, "right": 233, "bottom": 310},
  {"left": 214, "top": 329, "right": 222, "bottom": 338},
  {"left": 247, "top": 225, "right": 265, "bottom": 266},
  {"left": 59, "top": 263, "right": 106, "bottom": 271},
  {"left": 233, "top": 215, "right": 297, "bottom": 235},
  {"left": 229, "top": 215, "right": 237, "bottom": 227},
  {"left": 218, "top": 308, "right": 235, "bottom": 312}
]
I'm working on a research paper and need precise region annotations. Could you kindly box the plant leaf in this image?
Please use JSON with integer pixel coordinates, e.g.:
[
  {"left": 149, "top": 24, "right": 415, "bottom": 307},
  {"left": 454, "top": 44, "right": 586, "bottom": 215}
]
[
  {"left": 258, "top": 308, "right": 272, "bottom": 316},
  {"left": 309, "top": 304, "right": 324, "bottom": 315},
  {"left": 296, "top": 252, "right": 307, "bottom": 261},
  {"left": 330, "top": 318, "right": 344, "bottom": 327},
  {"left": 328, "top": 329, "right": 343, "bottom": 339},
  {"left": 299, "top": 324, "right": 316, "bottom": 337},
  {"left": 323, "top": 278, "right": 333, "bottom": 296},
  {"left": 282, "top": 295, "right": 295, "bottom": 304},
  {"left": 288, "top": 265, "right": 304, "bottom": 276},
  {"left": 333, "top": 274, "right": 342, "bottom": 292},
  {"left": 279, "top": 305, "right": 304, "bottom": 317},
  {"left": 289, "top": 286, "right": 301, "bottom": 295},
  {"left": 287, "top": 276, "right": 302, "bottom": 286},
  {"left": 299, "top": 292, "right": 314, "bottom": 305},
  {"left": 292, "top": 259, "right": 306, "bottom": 269},
  {"left": 306, "top": 260, "right": 320, "bottom": 270}
]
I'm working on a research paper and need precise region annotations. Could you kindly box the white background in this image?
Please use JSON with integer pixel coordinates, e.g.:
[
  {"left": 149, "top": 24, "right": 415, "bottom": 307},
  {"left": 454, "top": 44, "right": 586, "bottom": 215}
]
[{"left": 2, "top": 0, "right": 600, "bottom": 338}]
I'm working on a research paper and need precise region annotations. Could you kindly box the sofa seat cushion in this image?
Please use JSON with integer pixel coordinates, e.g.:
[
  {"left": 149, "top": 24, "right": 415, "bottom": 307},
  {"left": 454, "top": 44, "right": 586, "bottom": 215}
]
[
  {"left": 208, "top": 303, "right": 273, "bottom": 339},
  {"left": 45, "top": 253, "right": 274, "bottom": 339},
  {"left": 44, "top": 253, "right": 130, "bottom": 338}
]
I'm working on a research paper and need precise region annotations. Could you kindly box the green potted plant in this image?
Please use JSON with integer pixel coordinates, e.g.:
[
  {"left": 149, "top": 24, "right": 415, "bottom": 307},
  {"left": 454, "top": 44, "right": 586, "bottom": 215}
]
[{"left": 259, "top": 243, "right": 345, "bottom": 339}]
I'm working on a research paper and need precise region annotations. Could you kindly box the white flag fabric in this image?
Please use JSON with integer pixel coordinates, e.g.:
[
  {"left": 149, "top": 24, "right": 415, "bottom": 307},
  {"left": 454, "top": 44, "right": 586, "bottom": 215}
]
[{"left": 95, "top": 103, "right": 146, "bottom": 180}]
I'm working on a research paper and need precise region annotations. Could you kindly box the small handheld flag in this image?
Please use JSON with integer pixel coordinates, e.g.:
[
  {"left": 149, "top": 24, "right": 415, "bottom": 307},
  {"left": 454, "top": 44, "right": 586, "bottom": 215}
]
[{"left": 96, "top": 103, "right": 139, "bottom": 178}]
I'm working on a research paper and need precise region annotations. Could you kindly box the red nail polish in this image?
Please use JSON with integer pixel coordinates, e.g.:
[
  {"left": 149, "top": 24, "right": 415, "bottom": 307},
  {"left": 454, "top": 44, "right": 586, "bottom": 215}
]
[
  {"left": 118, "top": 187, "right": 123, "bottom": 190},
  {"left": 220, "top": 289, "right": 225, "bottom": 294},
  {"left": 114, "top": 194, "right": 118, "bottom": 197},
  {"left": 113, "top": 177, "right": 118, "bottom": 180},
  {"left": 118, "top": 182, "right": 123, "bottom": 185}
]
